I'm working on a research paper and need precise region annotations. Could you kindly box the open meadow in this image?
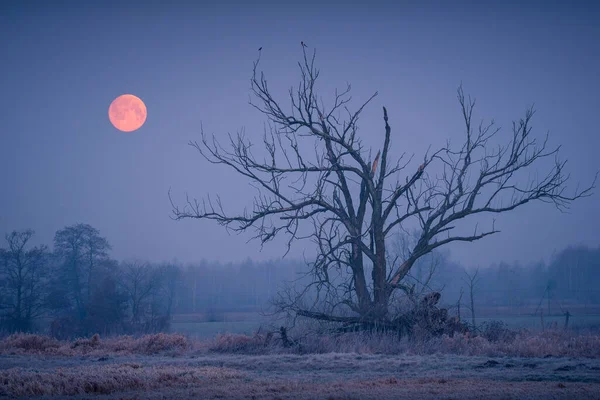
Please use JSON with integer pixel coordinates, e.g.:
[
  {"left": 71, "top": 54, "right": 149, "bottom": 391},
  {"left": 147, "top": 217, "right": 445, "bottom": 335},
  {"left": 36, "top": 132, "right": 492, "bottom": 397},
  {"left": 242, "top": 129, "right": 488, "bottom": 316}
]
[
  {"left": 1, "top": 329, "right": 600, "bottom": 400},
  {"left": 167, "top": 310, "right": 600, "bottom": 338}
]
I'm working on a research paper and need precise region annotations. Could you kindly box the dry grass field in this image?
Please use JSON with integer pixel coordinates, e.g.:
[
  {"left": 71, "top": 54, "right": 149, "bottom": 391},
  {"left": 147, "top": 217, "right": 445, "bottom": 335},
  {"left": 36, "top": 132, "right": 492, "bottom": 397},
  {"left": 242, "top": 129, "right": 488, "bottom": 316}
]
[{"left": 1, "top": 331, "right": 600, "bottom": 399}]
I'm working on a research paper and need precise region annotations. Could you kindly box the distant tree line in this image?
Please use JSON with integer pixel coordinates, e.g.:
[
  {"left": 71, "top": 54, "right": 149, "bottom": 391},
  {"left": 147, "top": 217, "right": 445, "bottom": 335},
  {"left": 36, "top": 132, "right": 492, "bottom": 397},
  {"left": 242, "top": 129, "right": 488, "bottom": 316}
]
[
  {"left": 0, "top": 224, "right": 180, "bottom": 338},
  {"left": 403, "top": 245, "right": 600, "bottom": 313},
  {"left": 0, "top": 224, "right": 307, "bottom": 337},
  {"left": 1, "top": 224, "right": 599, "bottom": 337}
]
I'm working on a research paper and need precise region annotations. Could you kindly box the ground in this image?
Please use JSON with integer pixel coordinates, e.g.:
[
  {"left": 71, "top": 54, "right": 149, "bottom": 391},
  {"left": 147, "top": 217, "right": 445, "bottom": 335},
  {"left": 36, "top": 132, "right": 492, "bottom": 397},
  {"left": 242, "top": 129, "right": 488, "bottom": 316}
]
[{"left": 2, "top": 351, "right": 600, "bottom": 399}]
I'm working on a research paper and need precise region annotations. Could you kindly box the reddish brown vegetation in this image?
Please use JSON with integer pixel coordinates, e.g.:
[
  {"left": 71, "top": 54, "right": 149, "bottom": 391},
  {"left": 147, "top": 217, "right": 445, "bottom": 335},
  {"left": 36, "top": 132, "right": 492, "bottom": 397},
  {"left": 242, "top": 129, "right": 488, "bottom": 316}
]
[
  {"left": 0, "top": 364, "right": 244, "bottom": 397},
  {"left": 1, "top": 331, "right": 599, "bottom": 399},
  {"left": 1, "top": 328, "right": 600, "bottom": 359},
  {"left": 0, "top": 332, "right": 189, "bottom": 356},
  {"left": 205, "top": 328, "right": 600, "bottom": 358}
]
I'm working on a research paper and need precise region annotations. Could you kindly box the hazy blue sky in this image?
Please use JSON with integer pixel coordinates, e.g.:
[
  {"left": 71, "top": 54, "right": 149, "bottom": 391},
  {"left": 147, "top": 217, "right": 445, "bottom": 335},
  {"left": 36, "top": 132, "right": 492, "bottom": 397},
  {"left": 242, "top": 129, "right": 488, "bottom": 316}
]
[{"left": 1, "top": 0, "right": 598, "bottom": 268}]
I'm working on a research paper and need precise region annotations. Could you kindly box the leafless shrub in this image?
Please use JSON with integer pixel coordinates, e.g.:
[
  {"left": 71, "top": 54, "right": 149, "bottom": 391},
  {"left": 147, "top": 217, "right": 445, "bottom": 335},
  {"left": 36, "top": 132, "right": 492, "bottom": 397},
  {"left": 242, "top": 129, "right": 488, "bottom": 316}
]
[
  {"left": 505, "top": 329, "right": 600, "bottom": 358},
  {"left": 0, "top": 333, "right": 189, "bottom": 356},
  {"left": 0, "top": 333, "right": 60, "bottom": 353},
  {"left": 134, "top": 333, "right": 189, "bottom": 354},
  {"left": 209, "top": 333, "right": 273, "bottom": 354},
  {"left": 71, "top": 333, "right": 101, "bottom": 352},
  {"left": 205, "top": 328, "right": 600, "bottom": 359},
  {"left": 1, "top": 329, "right": 599, "bottom": 358},
  {"left": 480, "top": 320, "right": 516, "bottom": 343}
]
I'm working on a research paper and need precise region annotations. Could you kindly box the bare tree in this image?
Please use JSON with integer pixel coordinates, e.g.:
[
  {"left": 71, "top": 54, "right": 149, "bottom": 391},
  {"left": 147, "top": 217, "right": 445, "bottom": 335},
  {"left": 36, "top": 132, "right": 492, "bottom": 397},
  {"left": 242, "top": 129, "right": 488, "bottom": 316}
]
[
  {"left": 170, "top": 49, "right": 595, "bottom": 331},
  {"left": 0, "top": 230, "right": 48, "bottom": 332},
  {"left": 157, "top": 263, "right": 181, "bottom": 318},
  {"left": 53, "top": 223, "right": 111, "bottom": 320},
  {"left": 119, "top": 261, "right": 159, "bottom": 326},
  {"left": 457, "top": 287, "right": 464, "bottom": 322},
  {"left": 463, "top": 267, "right": 481, "bottom": 328}
]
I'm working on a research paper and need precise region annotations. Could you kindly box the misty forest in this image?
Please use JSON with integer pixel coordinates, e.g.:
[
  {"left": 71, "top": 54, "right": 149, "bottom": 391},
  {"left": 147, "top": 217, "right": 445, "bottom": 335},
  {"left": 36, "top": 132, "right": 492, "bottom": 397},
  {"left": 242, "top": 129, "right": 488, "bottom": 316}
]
[
  {"left": 2, "top": 4, "right": 600, "bottom": 400},
  {"left": 2, "top": 224, "right": 600, "bottom": 337}
]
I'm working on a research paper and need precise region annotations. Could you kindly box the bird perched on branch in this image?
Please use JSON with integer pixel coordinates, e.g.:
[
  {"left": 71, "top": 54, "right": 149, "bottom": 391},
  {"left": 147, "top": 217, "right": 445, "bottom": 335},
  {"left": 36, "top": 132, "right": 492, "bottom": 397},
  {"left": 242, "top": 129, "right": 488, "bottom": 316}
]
[{"left": 418, "top": 163, "right": 425, "bottom": 173}]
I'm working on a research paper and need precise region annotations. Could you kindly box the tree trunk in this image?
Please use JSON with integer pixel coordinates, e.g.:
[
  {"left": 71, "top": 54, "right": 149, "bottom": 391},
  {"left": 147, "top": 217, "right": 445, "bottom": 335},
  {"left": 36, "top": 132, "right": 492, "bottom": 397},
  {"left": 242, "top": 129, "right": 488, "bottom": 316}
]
[
  {"left": 351, "top": 241, "right": 372, "bottom": 315},
  {"left": 457, "top": 288, "right": 464, "bottom": 322},
  {"left": 372, "top": 224, "right": 388, "bottom": 319},
  {"left": 470, "top": 285, "right": 476, "bottom": 327}
]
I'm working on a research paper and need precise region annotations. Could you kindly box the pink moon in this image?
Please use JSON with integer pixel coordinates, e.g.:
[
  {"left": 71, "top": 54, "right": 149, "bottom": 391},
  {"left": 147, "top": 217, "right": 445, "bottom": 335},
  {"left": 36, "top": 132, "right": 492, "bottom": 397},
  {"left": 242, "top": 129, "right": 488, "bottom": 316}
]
[{"left": 108, "top": 94, "right": 147, "bottom": 132}]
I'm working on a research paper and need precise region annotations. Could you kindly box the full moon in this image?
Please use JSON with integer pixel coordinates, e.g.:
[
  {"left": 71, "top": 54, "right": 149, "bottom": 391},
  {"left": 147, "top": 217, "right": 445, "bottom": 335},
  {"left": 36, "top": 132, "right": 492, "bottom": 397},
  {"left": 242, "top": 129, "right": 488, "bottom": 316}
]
[{"left": 108, "top": 94, "right": 147, "bottom": 132}]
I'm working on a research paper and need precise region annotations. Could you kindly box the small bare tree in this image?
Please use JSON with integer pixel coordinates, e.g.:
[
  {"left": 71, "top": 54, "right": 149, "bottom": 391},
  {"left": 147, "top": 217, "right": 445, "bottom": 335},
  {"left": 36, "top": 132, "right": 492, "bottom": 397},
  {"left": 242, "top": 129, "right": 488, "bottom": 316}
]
[
  {"left": 463, "top": 267, "right": 481, "bottom": 328},
  {"left": 119, "top": 261, "right": 159, "bottom": 326},
  {"left": 457, "top": 287, "right": 464, "bottom": 322},
  {"left": 155, "top": 263, "right": 181, "bottom": 319},
  {"left": 170, "top": 49, "right": 595, "bottom": 331}
]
